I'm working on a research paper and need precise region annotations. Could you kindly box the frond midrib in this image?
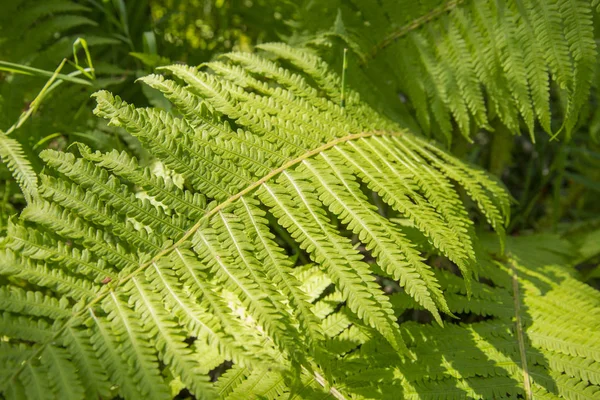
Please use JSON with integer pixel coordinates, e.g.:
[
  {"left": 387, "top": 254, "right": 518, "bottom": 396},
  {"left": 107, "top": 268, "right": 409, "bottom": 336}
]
[
  {"left": 509, "top": 257, "right": 533, "bottom": 400},
  {"left": 366, "top": 0, "right": 466, "bottom": 62}
]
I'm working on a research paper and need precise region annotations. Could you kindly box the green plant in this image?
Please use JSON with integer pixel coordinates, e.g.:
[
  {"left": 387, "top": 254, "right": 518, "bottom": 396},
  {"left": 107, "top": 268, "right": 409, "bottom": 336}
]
[
  {"left": 289, "top": 0, "right": 597, "bottom": 144},
  {"left": 0, "top": 42, "right": 598, "bottom": 399},
  {"left": 0, "top": 0, "right": 147, "bottom": 226},
  {"left": 0, "top": 0, "right": 294, "bottom": 228},
  {"left": 0, "top": 43, "right": 502, "bottom": 396},
  {"left": 1, "top": 1, "right": 599, "bottom": 399}
]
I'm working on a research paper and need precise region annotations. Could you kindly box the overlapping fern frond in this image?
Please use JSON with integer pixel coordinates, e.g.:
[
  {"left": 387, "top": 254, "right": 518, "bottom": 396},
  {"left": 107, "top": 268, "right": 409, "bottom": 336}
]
[
  {"left": 0, "top": 44, "right": 513, "bottom": 399},
  {"left": 304, "top": 232, "right": 600, "bottom": 399},
  {"left": 178, "top": 231, "right": 600, "bottom": 400},
  {"left": 293, "top": 0, "right": 598, "bottom": 142}
]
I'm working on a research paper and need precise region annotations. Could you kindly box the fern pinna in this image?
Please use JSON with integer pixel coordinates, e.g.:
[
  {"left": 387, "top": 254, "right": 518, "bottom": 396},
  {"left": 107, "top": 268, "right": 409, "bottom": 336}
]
[{"left": 0, "top": 44, "right": 598, "bottom": 399}]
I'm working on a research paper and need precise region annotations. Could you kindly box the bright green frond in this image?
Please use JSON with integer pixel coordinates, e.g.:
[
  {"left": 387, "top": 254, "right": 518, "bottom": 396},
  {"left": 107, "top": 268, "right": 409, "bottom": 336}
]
[{"left": 0, "top": 44, "right": 517, "bottom": 398}]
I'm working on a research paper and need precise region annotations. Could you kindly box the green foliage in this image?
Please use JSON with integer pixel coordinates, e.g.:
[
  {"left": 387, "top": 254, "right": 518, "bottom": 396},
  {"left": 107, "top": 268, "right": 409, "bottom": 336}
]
[
  {"left": 0, "top": 1, "right": 599, "bottom": 399},
  {"left": 0, "top": 0, "right": 291, "bottom": 227},
  {"left": 1, "top": 42, "right": 599, "bottom": 398},
  {"left": 289, "top": 0, "right": 598, "bottom": 143},
  {"left": 0, "top": 132, "right": 38, "bottom": 203},
  {"left": 0, "top": 0, "right": 159, "bottom": 229},
  {"left": 150, "top": 0, "right": 294, "bottom": 64},
  {"left": 0, "top": 44, "right": 509, "bottom": 398}
]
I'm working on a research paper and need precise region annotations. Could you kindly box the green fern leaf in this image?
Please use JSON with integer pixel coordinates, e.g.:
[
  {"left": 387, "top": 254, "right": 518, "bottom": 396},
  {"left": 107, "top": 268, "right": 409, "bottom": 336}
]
[
  {"left": 0, "top": 132, "right": 38, "bottom": 203},
  {"left": 0, "top": 44, "right": 518, "bottom": 398},
  {"left": 295, "top": 0, "right": 598, "bottom": 140}
]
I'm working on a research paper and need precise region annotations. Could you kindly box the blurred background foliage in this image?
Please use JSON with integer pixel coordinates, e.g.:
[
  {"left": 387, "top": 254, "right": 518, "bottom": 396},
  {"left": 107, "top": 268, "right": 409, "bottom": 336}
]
[
  {"left": 0, "top": 0, "right": 292, "bottom": 224},
  {"left": 150, "top": 0, "right": 294, "bottom": 63},
  {"left": 0, "top": 0, "right": 598, "bottom": 286}
]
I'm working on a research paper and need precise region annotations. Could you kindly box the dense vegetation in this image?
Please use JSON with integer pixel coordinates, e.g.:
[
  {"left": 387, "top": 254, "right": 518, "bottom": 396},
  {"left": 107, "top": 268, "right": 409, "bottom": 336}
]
[{"left": 0, "top": 1, "right": 599, "bottom": 399}]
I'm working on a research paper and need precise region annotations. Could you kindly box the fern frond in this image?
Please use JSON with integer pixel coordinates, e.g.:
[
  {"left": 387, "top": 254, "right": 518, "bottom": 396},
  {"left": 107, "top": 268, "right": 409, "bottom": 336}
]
[
  {"left": 262, "top": 173, "right": 406, "bottom": 352},
  {"left": 295, "top": 0, "right": 598, "bottom": 139},
  {"left": 87, "top": 308, "right": 144, "bottom": 400},
  {"left": 20, "top": 362, "right": 54, "bottom": 400},
  {"left": 0, "top": 132, "right": 38, "bottom": 203},
  {"left": 256, "top": 43, "right": 343, "bottom": 100},
  {"left": 558, "top": 0, "right": 596, "bottom": 134},
  {"left": 0, "top": 312, "right": 54, "bottom": 342},
  {"left": 40, "top": 149, "right": 188, "bottom": 239},
  {"left": 159, "top": 248, "right": 276, "bottom": 366},
  {"left": 238, "top": 196, "right": 324, "bottom": 344},
  {"left": 225, "top": 367, "right": 287, "bottom": 400},
  {"left": 192, "top": 213, "right": 304, "bottom": 360},
  {"left": 0, "top": 249, "right": 99, "bottom": 301},
  {"left": 21, "top": 200, "right": 141, "bottom": 272},
  {"left": 215, "top": 364, "right": 252, "bottom": 398},
  {"left": 301, "top": 154, "right": 448, "bottom": 323},
  {"left": 0, "top": 45, "right": 513, "bottom": 398},
  {"left": 6, "top": 223, "right": 117, "bottom": 284},
  {"left": 0, "top": 286, "right": 70, "bottom": 320},
  {"left": 0, "top": 343, "right": 35, "bottom": 393}
]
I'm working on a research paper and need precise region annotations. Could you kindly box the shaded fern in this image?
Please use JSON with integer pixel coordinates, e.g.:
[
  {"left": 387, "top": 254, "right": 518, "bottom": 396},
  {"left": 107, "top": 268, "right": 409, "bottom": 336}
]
[{"left": 293, "top": 0, "right": 598, "bottom": 142}]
